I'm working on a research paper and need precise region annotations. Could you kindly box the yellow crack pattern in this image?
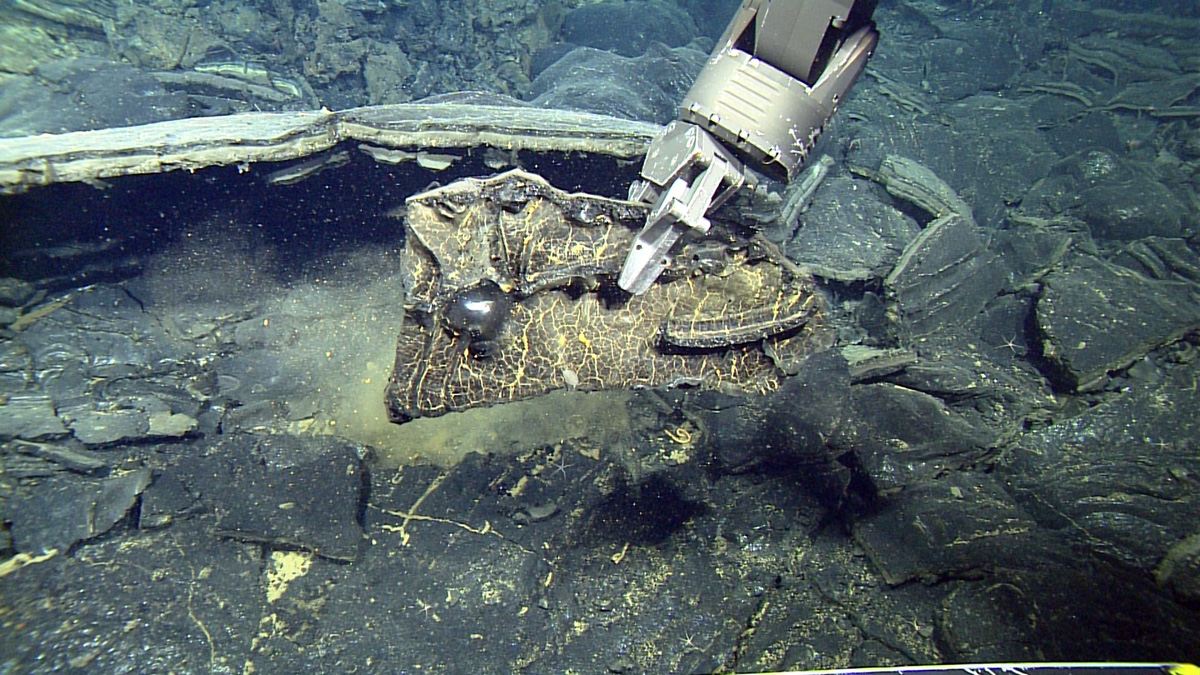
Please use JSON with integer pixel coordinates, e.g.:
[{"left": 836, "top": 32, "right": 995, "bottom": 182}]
[{"left": 386, "top": 170, "right": 827, "bottom": 421}]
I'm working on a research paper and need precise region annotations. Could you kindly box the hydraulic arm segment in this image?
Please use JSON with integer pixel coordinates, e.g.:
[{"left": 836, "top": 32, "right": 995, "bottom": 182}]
[{"left": 618, "top": 0, "right": 879, "bottom": 294}]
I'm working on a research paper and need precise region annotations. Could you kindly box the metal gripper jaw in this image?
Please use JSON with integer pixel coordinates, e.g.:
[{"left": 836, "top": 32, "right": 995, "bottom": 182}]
[
  {"left": 617, "top": 0, "right": 879, "bottom": 295},
  {"left": 617, "top": 121, "right": 746, "bottom": 296}
]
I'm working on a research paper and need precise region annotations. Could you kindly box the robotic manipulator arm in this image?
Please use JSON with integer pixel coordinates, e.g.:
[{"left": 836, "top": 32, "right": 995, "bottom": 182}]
[{"left": 617, "top": 0, "right": 879, "bottom": 295}]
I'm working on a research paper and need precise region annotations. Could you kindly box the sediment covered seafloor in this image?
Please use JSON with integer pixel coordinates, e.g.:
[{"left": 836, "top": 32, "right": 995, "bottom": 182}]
[{"left": 1, "top": 0, "right": 1199, "bottom": 670}]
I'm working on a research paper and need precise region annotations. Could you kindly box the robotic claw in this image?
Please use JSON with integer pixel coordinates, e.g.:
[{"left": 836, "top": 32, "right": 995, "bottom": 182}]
[{"left": 618, "top": 0, "right": 880, "bottom": 295}]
